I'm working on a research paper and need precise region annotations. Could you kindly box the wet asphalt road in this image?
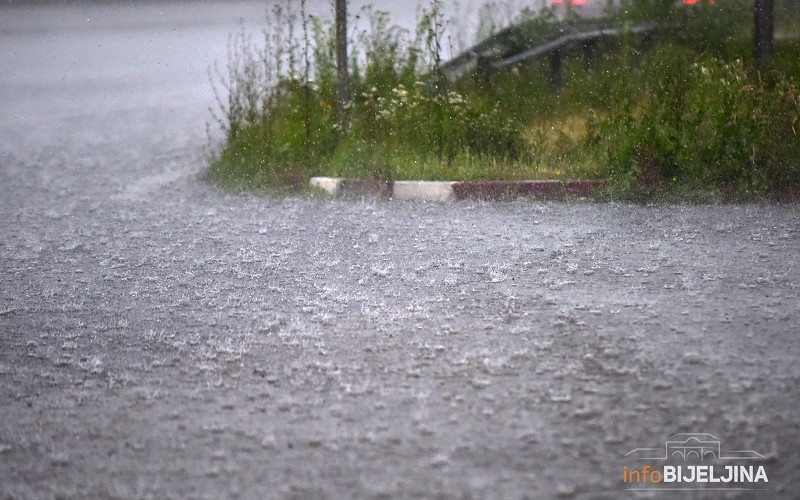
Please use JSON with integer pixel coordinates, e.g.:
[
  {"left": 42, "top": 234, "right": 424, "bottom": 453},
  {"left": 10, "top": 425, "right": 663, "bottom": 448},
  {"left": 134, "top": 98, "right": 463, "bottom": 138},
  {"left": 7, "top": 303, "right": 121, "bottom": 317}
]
[{"left": 1, "top": 3, "right": 800, "bottom": 499}]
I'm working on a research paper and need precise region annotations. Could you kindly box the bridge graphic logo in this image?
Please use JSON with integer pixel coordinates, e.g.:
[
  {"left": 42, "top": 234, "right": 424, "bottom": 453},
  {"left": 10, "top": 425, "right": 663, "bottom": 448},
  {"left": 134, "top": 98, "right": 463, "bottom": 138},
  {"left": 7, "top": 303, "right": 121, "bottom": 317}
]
[{"left": 625, "top": 433, "right": 766, "bottom": 462}]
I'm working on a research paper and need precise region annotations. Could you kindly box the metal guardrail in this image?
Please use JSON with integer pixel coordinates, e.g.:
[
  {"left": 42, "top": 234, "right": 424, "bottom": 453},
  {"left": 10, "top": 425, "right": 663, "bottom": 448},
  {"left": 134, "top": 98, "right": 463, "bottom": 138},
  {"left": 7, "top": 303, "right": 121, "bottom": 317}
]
[
  {"left": 493, "top": 22, "right": 659, "bottom": 70},
  {"left": 439, "top": 19, "right": 661, "bottom": 87}
]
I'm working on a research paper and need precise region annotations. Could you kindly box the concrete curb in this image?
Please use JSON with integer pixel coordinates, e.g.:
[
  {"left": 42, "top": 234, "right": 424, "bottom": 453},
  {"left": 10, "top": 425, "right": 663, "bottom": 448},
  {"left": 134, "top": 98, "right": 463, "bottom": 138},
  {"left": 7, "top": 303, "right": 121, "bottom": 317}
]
[
  {"left": 394, "top": 181, "right": 456, "bottom": 202},
  {"left": 310, "top": 177, "right": 605, "bottom": 202},
  {"left": 309, "top": 177, "right": 342, "bottom": 195}
]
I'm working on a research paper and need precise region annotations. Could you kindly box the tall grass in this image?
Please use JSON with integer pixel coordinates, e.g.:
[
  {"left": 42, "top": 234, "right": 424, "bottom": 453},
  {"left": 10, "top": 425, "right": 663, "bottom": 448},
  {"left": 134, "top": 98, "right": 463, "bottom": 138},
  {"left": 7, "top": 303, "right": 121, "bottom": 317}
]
[
  {"left": 592, "top": 47, "right": 800, "bottom": 200},
  {"left": 586, "top": 0, "right": 800, "bottom": 200},
  {"left": 207, "top": 0, "right": 800, "bottom": 200},
  {"left": 207, "top": 0, "right": 532, "bottom": 190}
]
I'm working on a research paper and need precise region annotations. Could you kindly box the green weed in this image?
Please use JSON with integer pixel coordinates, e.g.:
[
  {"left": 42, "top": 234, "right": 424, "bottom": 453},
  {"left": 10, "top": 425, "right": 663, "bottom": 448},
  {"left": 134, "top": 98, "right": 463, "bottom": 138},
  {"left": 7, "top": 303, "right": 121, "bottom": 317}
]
[{"left": 207, "top": 0, "right": 800, "bottom": 201}]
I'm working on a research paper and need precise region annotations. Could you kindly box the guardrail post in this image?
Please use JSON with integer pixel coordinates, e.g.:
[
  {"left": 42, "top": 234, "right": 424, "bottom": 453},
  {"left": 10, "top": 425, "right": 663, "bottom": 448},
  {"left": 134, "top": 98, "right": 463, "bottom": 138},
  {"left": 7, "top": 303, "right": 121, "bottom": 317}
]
[
  {"left": 549, "top": 49, "right": 563, "bottom": 93},
  {"left": 475, "top": 53, "right": 493, "bottom": 89},
  {"left": 583, "top": 39, "right": 598, "bottom": 71}
]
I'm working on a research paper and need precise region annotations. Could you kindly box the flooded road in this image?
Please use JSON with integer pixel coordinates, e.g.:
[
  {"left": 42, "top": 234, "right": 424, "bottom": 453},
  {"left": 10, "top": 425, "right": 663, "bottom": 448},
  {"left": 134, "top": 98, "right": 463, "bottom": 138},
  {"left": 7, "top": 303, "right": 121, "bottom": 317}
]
[{"left": 1, "top": 2, "right": 800, "bottom": 499}]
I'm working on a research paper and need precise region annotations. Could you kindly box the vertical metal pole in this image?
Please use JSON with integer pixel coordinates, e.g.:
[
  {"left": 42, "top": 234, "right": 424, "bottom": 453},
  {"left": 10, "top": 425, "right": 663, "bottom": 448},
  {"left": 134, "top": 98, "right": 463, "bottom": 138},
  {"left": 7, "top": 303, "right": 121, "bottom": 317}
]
[
  {"left": 335, "top": 0, "right": 349, "bottom": 129},
  {"left": 549, "top": 50, "right": 563, "bottom": 93},
  {"left": 583, "top": 40, "right": 598, "bottom": 72},
  {"left": 755, "top": 0, "right": 774, "bottom": 67},
  {"left": 475, "top": 54, "right": 492, "bottom": 90}
]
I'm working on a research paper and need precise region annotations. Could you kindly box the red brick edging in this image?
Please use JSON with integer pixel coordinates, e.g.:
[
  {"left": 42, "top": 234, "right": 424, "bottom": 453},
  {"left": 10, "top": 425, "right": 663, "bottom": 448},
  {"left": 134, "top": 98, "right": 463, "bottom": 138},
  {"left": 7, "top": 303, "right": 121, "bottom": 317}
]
[{"left": 451, "top": 179, "right": 605, "bottom": 201}]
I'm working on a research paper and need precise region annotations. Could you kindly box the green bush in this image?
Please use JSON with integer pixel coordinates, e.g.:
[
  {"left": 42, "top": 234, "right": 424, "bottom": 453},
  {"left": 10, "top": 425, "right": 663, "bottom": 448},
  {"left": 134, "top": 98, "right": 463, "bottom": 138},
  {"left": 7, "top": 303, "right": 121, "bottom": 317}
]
[{"left": 590, "top": 47, "right": 800, "bottom": 200}]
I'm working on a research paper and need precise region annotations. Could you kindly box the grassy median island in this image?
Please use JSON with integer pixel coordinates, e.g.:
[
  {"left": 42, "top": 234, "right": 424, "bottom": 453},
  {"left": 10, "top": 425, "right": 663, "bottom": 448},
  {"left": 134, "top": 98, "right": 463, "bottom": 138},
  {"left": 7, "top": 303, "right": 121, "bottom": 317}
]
[{"left": 206, "top": 0, "right": 800, "bottom": 201}]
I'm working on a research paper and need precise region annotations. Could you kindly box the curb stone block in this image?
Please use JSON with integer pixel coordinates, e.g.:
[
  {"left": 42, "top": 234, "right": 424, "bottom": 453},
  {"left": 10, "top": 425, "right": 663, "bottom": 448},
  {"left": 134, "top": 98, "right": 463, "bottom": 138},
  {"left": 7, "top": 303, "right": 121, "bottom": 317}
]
[
  {"left": 393, "top": 181, "right": 456, "bottom": 202},
  {"left": 339, "top": 179, "right": 393, "bottom": 198},
  {"left": 563, "top": 179, "right": 606, "bottom": 198},
  {"left": 310, "top": 177, "right": 392, "bottom": 198},
  {"left": 309, "top": 177, "right": 342, "bottom": 196},
  {"left": 452, "top": 179, "right": 605, "bottom": 201}
]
